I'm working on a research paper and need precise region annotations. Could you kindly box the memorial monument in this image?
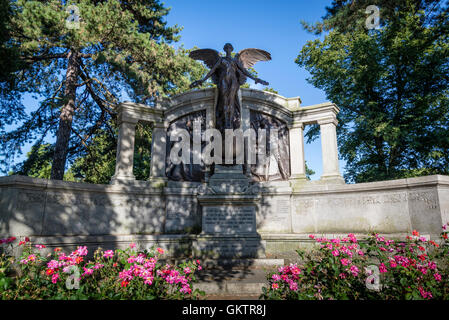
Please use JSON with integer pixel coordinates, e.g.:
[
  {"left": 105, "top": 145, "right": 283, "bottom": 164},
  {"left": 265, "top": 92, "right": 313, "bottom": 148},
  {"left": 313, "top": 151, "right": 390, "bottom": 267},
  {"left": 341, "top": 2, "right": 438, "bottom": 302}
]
[{"left": 1, "top": 43, "right": 449, "bottom": 261}]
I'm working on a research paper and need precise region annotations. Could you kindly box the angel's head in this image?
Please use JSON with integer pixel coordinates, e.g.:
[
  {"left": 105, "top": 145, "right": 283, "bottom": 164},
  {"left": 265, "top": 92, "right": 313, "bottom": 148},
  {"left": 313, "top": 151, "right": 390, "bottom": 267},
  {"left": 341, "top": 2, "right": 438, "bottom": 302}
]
[{"left": 223, "top": 43, "right": 234, "bottom": 57}]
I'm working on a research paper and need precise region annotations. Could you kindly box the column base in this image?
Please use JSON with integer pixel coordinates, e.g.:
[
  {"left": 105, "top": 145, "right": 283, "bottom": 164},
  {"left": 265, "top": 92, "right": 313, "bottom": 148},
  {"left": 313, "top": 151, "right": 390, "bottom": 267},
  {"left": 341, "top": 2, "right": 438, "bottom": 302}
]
[
  {"left": 110, "top": 174, "right": 136, "bottom": 185},
  {"left": 289, "top": 175, "right": 308, "bottom": 191},
  {"left": 148, "top": 177, "right": 168, "bottom": 188},
  {"left": 320, "top": 174, "right": 345, "bottom": 184}
]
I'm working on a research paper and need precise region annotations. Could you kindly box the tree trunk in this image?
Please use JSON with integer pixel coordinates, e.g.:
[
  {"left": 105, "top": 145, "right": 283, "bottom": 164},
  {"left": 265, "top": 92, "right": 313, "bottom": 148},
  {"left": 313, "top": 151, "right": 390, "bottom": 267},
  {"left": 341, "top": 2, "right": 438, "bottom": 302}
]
[{"left": 50, "top": 49, "right": 79, "bottom": 180}]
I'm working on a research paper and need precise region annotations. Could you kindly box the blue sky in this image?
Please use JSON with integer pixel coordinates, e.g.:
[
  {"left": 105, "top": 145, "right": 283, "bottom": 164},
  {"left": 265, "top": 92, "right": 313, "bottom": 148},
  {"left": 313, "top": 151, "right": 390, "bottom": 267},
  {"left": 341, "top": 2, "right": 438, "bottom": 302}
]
[
  {"left": 164, "top": 0, "right": 345, "bottom": 179},
  {"left": 15, "top": 0, "right": 347, "bottom": 180}
]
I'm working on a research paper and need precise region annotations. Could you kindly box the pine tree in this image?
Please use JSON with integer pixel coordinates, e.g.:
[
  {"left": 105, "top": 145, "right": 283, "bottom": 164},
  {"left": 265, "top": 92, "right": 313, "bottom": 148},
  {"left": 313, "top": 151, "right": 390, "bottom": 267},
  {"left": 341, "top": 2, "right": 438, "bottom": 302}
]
[{"left": 1, "top": 0, "right": 205, "bottom": 179}]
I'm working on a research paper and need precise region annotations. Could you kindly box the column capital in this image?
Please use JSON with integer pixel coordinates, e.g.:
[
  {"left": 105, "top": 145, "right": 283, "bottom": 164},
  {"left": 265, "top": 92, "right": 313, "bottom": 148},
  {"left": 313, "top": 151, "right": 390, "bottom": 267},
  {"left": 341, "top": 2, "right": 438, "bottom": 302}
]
[
  {"left": 153, "top": 121, "right": 169, "bottom": 129},
  {"left": 317, "top": 117, "right": 338, "bottom": 126},
  {"left": 288, "top": 121, "right": 304, "bottom": 130}
]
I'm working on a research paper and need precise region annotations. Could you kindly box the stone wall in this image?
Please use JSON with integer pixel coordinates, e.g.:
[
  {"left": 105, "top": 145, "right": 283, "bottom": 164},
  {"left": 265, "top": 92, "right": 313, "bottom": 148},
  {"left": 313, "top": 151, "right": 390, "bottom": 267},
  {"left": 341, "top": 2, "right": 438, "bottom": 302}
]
[
  {"left": 1, "top": 174, "right": 448, "bottom": 258},
  {"left": 0, "top": 175, "right": 165, "bottom": 237}
]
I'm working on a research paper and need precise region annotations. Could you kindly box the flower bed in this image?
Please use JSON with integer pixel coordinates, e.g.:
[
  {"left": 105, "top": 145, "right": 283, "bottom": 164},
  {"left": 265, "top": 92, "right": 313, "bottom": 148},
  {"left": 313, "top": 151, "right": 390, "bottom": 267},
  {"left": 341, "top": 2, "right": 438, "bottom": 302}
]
[
  {"left": 0, "top": 238, "right": 204, "bottom": 300},
  {"left": 262, "top": 225, "right": 449, "bottom": 300}
]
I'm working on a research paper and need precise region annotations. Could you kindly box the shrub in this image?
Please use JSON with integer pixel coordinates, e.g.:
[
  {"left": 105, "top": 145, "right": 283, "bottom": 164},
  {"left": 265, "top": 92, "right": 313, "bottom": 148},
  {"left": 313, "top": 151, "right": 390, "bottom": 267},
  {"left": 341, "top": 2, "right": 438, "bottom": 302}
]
[
  {"left": 0, "top": 238, "right": 204, "bottom": 300},
  {"left": 261, "top": 225, "right": 449, "bottom": 300}
]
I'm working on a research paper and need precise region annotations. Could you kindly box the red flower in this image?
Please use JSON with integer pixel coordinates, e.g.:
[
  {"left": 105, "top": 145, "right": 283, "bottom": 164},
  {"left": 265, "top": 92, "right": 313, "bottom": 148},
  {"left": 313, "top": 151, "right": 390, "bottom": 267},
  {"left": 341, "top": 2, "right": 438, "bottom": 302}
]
[
  {"left": 46, "top": 269, "right": 54, "bottom": 276},
  {"left": 25, "top": 237, "right": 30, "bottom": 242},
  {"left": 429, "top": 240, "right": 439, "bottom": 248},
  {"left": 5, "top": 237, "right": 16, "bottom": 244},
  {"left": 121, "top": 280, "right": 129, "bottom": 288},
  {"left": 418, "top": 246, "right": 425, "bottom": 251},
  {"left": 412, "top": 230, "right": 420, "bottom": 237},
  {"left": 418, "top": 254, "right": 427, "bottom": 261},
  {"left": 19, "top": 241, "right": 26, "bottom": 246}
]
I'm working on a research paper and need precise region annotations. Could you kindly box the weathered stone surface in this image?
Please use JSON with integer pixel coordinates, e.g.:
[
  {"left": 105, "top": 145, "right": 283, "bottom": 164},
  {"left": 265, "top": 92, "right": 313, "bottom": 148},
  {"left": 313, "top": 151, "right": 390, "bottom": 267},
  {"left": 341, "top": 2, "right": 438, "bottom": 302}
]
[
  {"left": 193, "top": 235, "right": 265, "bottom": 258},
  {"left": 165, "top": 195, "right": 198, "bottom": 233},
  {"left": 203, "top": 206, "right": 256, "bottom": 235}
]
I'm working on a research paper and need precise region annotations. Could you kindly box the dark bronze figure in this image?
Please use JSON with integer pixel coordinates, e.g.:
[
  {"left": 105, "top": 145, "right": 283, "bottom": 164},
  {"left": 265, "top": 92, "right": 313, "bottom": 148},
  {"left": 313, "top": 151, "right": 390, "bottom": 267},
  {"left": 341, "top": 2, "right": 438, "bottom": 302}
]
[{"left": 189, "top": 43, "right": 271, "bottom": 133}]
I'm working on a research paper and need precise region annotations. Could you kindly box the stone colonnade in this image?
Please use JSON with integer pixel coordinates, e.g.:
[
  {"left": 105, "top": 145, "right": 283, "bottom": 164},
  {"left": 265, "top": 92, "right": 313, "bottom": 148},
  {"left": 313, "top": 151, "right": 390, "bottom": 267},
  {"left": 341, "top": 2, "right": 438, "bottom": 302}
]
[{"left": 111, "top": 88, "right": 344, "bottom": 185}]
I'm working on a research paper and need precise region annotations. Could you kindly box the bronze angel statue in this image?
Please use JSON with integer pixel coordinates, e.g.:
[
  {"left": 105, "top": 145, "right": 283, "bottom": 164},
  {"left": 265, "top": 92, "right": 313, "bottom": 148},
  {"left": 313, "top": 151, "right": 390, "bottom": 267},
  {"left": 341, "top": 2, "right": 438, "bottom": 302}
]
[{"left": 189, "top": 43, "right": 271, "bottom": 133}]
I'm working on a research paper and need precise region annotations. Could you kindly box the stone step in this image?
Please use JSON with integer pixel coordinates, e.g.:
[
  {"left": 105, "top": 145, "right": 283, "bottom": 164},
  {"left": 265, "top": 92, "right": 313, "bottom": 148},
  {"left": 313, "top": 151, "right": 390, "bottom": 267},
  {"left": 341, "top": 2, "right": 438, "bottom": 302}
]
[
  {"left": 201, "top": 258, "right": 284, "bottom": 269},
  {"left": 194, "top": 269, "right": 270, "bottom": 298}
]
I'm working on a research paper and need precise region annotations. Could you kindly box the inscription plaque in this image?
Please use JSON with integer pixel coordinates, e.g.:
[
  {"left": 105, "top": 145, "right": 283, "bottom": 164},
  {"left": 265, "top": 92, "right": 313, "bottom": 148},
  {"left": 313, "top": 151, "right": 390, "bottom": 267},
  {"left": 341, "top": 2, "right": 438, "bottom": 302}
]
[{"left": 202, "top": 205, "right": 256, "bottom": 234}]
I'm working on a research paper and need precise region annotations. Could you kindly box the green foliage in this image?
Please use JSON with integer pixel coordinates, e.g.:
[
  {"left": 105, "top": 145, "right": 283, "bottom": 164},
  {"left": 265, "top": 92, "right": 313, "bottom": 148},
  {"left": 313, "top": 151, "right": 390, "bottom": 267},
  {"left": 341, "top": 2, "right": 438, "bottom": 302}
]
[
  {"left": 0, "top": 238, "right": 204, "bottom": 300},
  {"left": 13, "top": 144, "right": 53, "bottom": 179},
  {"left": 305, "top": 161, "right": 315, "bottom": 180},
  {"left": 297, "top": 0, "right": 449, "bottom": 183},
  {"left": 262, "top": 228, "right": 449, "bottom": 300},
  {"left": 1, "top": 0, "right": 207, "bottom": 176}
]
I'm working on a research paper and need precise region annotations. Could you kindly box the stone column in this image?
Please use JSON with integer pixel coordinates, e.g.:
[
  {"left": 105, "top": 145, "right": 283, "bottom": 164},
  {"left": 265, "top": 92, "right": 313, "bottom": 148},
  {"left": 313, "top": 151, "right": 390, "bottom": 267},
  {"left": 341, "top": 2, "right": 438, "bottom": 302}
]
[
  {"left": 289, "top": 122, "right": 307, "bottom": 181},
  {"left": 240, "top": 89, "right": 252, "bottom": 178},
  {"left": 149, "top": 121, "right": 168, "bottom": 185},
  {"left": 319, "top": 118, "right": 344, "bottom": 182},
  {"left": 110, "top": 119, "right": 138, "bottom": 184}
]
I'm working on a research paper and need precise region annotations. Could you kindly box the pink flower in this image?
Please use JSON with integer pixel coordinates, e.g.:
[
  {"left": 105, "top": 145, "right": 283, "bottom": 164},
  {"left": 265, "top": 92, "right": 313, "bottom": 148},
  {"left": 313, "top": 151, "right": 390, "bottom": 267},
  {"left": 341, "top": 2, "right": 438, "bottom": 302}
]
[
  {"left": 309, "top": 235, "right": 315, "bottom": 239},
  {"left": 47, "top": 260, "right": 59, "bottom": 270},
  {"left": 339, "top": 273, "right": 347, "bottom": 279},
  {"left": 332, "top": 250, "right": 340, "bottom": 257},
  {"left": 434, "top": 273, "right": 442, "bottom": 282},
  {"left": 348, "top": 234, "right": 357, "bottom": 243},
  {"left": 272, "top": 274, "right": 281, "bottom": 281},
  {"left": 157, "top": 248, "right": 164, "bottom": 254},
  {"left": 357, "top": 250, "right": 364, "bottom": 256},
  {"left": 103, "top": 250, "right": 114, "bottom": 258},
  {"left": 289, "top": 281, "right": 298, "bottom": 291},
  {"left": 51, "top": 273, "right": 60, "bottom": 284},
  {"left": 75, "top": 246, "right": 88, "bottom": 256},
  {"left": 340, "top": 258, "right": 350, "bottom": 266},
  {"left": 136, "top": 254, "right": 146, "bottom": 264},
  {"left": 180, "top": 284, "right": 192, "bottom": 294},
  {"left": 35, "top": 244, "right": 46, "bottom": 249},
  {"left": 331, "top": 238, "right": 340, "bottom": 245},
  {"left": 184, "top": 267, "right": 191, "bottom": 274},
  {"left": 379, "top": 263, "right": 387, "bottom": 273},
  {"left": 129, "top": 243, "right": 136, "bottom": 249},
  {"left": 390, "top": 261, "right": 397, "bottom": 268},
  {"left": 272, "top": 283, "right": 279, "bottom": 290},
  {"left": 349, "top": 265, "right": 359, "bottom": 277},
  {"left": 82, "top": 267, "right": 94, "bottom": 277},
  {"left": 419, "top": 287, "right": 432, "bottom": 299},
  {"left": 428, "top": 261, "right": 437, "bottom": 270}
]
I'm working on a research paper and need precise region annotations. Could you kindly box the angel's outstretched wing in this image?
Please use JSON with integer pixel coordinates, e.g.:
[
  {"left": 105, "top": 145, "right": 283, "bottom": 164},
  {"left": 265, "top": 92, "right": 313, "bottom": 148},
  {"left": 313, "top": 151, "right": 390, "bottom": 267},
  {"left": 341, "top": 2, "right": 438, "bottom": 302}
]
[
  {"left": 235, "top": 48, "right": 271, "bottom": 85},
  {"left": 189, "top": 49, "right": 221, "bottom": 84}
]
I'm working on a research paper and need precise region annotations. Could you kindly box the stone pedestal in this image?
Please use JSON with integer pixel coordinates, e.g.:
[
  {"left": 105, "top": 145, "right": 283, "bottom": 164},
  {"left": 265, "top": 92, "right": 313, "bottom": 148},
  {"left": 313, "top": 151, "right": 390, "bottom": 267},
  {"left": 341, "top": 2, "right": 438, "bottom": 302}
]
[
  {"left": 195, "top": 165, "right": 264, "bottom": 258},
  {"left": 319, "top": 119, "right": 345, "bottom": 184}
]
